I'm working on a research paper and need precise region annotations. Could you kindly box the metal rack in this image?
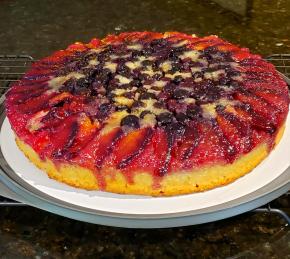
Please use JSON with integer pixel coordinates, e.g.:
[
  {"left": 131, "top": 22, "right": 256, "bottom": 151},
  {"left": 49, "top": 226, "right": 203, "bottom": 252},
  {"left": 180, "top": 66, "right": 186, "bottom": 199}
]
[
  {"left": 0, "top": 55, "right": 33, "bottom": 83},
  {"left": 0, "top": 54, "right": 289, "bottom": 225},
  {"left": 0, "top": 55, "right": 34, "bottom": 103},
  {"left": 265, "top": 54, "right": 290, "bottom": 77}
]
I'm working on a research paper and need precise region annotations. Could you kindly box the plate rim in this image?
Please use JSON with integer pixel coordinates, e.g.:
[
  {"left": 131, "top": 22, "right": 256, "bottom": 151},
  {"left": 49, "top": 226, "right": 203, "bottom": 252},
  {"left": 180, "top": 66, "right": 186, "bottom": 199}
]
[
  {"left": 0, "top": 104, "right": 289, "bottom": 222},
  {"left": 0, "top": 164, "right": 289, "bottom": 228}
]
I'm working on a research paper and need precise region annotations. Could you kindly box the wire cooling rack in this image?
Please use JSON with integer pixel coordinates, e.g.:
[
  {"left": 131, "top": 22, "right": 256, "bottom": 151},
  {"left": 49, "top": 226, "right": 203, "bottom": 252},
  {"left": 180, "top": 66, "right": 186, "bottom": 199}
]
[
  {"left": 266, "top": 54, "right": 290, "bottom": 77},
  {"left": 0, "top": 54, "right": 289, "bottom": 225}
]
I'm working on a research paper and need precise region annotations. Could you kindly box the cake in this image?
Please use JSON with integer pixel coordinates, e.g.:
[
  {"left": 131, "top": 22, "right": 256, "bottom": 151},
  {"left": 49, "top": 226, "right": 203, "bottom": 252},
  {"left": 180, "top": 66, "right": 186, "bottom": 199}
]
[{"left": 5, "top": 32, "right": 289, "bottom": 196}]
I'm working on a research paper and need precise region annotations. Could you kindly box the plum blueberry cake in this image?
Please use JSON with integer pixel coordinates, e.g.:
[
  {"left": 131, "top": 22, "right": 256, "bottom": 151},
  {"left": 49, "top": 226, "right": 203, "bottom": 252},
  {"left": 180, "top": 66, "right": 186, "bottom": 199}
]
[{"left": 5, "top": 32, "right": 289, "bottom": 196}]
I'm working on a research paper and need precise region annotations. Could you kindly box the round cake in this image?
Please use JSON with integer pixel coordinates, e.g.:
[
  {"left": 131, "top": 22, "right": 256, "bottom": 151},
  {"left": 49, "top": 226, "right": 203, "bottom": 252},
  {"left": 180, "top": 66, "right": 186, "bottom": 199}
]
[{"left": 5, "top": 32, "right": 289, "bottom": 196}]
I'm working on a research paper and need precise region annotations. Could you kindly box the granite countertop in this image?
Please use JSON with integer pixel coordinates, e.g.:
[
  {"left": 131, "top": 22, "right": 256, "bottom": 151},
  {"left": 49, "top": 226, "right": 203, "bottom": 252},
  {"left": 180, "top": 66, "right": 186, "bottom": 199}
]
[{"left": 0, "top": 0, "right": 290, "bottom": 257}]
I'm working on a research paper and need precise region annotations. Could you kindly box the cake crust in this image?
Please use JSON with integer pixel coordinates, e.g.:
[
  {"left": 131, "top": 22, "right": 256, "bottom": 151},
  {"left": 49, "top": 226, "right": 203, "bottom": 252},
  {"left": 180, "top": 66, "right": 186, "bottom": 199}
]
[{"left": 5, "top": 32, "right": 289, "bottom": 196}]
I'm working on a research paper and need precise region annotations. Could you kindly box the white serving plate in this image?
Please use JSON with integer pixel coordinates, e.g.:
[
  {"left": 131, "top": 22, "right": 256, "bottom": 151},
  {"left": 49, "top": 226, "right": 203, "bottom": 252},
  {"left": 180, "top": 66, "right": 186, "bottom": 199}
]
[{"left": 1, "top": 114, "right": 290, "bottom": 220}]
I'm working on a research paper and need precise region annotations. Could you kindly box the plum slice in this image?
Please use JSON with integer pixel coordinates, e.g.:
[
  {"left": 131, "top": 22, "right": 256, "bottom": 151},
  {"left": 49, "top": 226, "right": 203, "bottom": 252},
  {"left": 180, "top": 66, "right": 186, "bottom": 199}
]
[
  {"left": 234, "top": 104, "right": 276, "bottom": 134},
  {"left": 13, "top": 87, "right": 51, "bottom": 106},
  {"left": 64, "top": 115, "right": 100, "bottom": 153},
  {"left": 94, "top": 129, "right": 123, "bottom": 169},
  {"left": 49, "top": 115, "right": 80, "bottom": 158},
  {"left": 113, "top": 127, "right": 153, "bottom": 169},
  {"left": 216, "top": 112, "right": 252, "bottom": 154},
  {"left": 69, "top": 127, "right": 122, "bottom": 171},
  {"left": 48, "top": 114, "right": 98, "bottom": 159},
  {"left": 234, "top": 92, "right": 279, "bottom": 124},
  {"left": 212, "top": 120, "right": 237, "bottom": 163},
  {"left": 183, "top": 121, "right": 228, "bottom": 166},
  {"left": 152, "top": 129, "right": 170, "bottom": 176},
  {"left": 251, "top": 89, "right": 289, "bottom": 115},
  {"left": 8, "top": 81, "right": 49, "bottom": 95},
  {"left": 154, "top": 123, "right": 186, "bottom": 175},
  {"left": 173, "top": 124, "right": 200, "bottom": 160},
  {"left": 16, "top": 91, "right": 58, "bottom": 114}
]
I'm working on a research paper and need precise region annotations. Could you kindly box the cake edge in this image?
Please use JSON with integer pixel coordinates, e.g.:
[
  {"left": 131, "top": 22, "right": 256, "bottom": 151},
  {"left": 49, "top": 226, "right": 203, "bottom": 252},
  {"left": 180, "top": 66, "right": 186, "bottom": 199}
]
[{"left": 14, "top": 123, "right": 286, "bottom": 197}]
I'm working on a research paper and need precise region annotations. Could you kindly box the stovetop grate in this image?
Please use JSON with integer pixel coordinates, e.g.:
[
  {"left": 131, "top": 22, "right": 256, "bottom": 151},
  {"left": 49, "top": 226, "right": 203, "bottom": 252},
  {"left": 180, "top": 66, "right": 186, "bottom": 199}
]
[{"left": 0, "top": 54, "right": 289, "bottom": 225}]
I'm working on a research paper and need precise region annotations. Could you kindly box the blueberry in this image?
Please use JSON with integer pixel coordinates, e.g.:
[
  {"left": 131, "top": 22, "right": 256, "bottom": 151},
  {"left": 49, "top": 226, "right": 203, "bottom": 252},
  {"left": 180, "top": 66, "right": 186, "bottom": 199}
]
[
  {"left": 132, "top": 50, "right": 141, "bottom": 58},
  {"left": 204, "top": 53, "right": 213, "bottom": 62},
  {"left": 66, "top": 61, "right": 79, "bottom": 71},
  {"left": 172, "top": 76, "right": 183, "bottom": 84},
  {"left": 172, "top": 46, "right": 187, "bottom": 54},
  {"left": 152, "top": 73, "right": 163, "bottom": 80},
  {"left": 153, "top": 102, "right": 165, "bottom": 109},
  {"left": 206, "top": 67, "right": 217, "bottom": 73},
  {"left": 215, "top": 105, "right": 225, "bottom": 112},
  {"left": 123, "top": 92, "right": 135, "bottom": 98},
  {"left": 106, "top": 92, "right": 116, "bottom": 100},
  {"left": 173, "top": 89, "right": 189, "bottom": 99},
  {"left": 142, "top": 60, "right": 153, "bottom": 67},
  {"left": 157, "top": 112, "right": 173, "bottom": 125},
  {"left": 131, "top": 79, "right": 142, "bottom": 87},
  {"left": 140, "top": 92, "right": 156, "bottom": 99},
  {"left": 216, "top": 64, "right": 229, "bottom": 70},
  {"left": 76, "top": 78, "right": 89, "bottom": 88},
  {"left": 94, "top": 69, "right": 111, "bottom": 84},
  {"left": 62, "top": 78, "right": 80, "bottom": 94},
  {"left": 165, "top": 122, "right": 185, "bottom": 136},
  {"left": 219, "top": 77, "right": 230, "bottom": 85},
  {"left": 74, "top": 88, "right": 91, "bottom": 96},
  {"left": 117, "top": 64, "right": 131, "bottom": 77},
  {"left": 169, "top": 63, "right": 182, "bottom": 73},
  {"left": 168, "top": 52, "right": 179, "bottom": 62},
  {"left": 131, "top": 100, "right": 145, "bottom": 109},
  {"left": 121, "top": 115, "right": 140, "bottom": 128},
  {"left": 204, "top": 46, "right": 218, "bottom": 55},
  {"left": 84, "top": 53, "right": 97, "bottom": 62},
  {"left": 151, "top": 62, "right": 159, "bottom": 71},
  {"left": 97, "top": 53, "right": 110, "bottom": 62},
  {"left": 176, "top": 113, "right": 189, "bottom": 124},
  {"left": 150, "top": 39, "right": 168, "bottom": 48},
  {"left": 192, "top": 71, "right": 203, "bottom": 79},
  {"left": 186, "top": 106, "right": 202, "bottom": 119},
  {"left": 141, "top": 48, "right": 153, "bottom": 56},
  {"left": 99, "top": 103, "right": 113, "bottom": 114},
  {"left": 163, "top": 83, "right": 176, "bottom": 95},
  {"left": 220, "top": 51, "right": 234, "bottom": 62},
  {"left": 138, "top": 73, "right": 150, "bottom": 81},
  {"left": 227, "top": 70, "right": 241, "bottom": 77}
]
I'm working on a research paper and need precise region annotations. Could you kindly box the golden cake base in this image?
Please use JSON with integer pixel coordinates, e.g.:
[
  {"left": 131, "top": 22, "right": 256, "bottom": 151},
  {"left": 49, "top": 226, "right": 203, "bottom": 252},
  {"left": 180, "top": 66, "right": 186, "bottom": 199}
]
[{"left": 15, "top": 125, "right": 285, "bottom": 196}]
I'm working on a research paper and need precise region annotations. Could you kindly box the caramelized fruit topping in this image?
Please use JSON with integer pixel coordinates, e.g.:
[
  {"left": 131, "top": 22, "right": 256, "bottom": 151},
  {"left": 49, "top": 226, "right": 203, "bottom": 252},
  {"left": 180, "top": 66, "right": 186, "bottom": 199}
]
[{"left": 6, "top": 32, "right": 289, "bottom": 186}]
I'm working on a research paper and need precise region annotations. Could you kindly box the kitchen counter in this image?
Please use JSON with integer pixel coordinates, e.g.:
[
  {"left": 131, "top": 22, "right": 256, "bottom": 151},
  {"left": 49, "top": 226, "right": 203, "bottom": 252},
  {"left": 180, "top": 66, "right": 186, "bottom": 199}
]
[
  {"left": 0, "top": 0, "right": 289, "bottom": 257},
  {"left": 1, "top": 0, "right": 290, "bottom": 58},
  {"left": 0, "top": 202, "right": 289, "bottom": 258}
]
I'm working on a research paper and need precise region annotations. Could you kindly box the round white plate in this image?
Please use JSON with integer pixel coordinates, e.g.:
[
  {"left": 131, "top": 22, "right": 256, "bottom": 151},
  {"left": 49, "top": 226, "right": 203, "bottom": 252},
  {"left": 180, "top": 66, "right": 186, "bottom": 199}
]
[{"left": 1, "top": 117, "right": 290, "bottom": 217}]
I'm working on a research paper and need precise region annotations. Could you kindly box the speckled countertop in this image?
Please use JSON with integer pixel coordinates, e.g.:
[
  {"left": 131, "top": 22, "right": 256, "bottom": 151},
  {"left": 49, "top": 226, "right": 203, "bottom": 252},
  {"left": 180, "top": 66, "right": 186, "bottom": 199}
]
[{"left": 0, "top": 0, "right": 290, "bottom": 258}]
